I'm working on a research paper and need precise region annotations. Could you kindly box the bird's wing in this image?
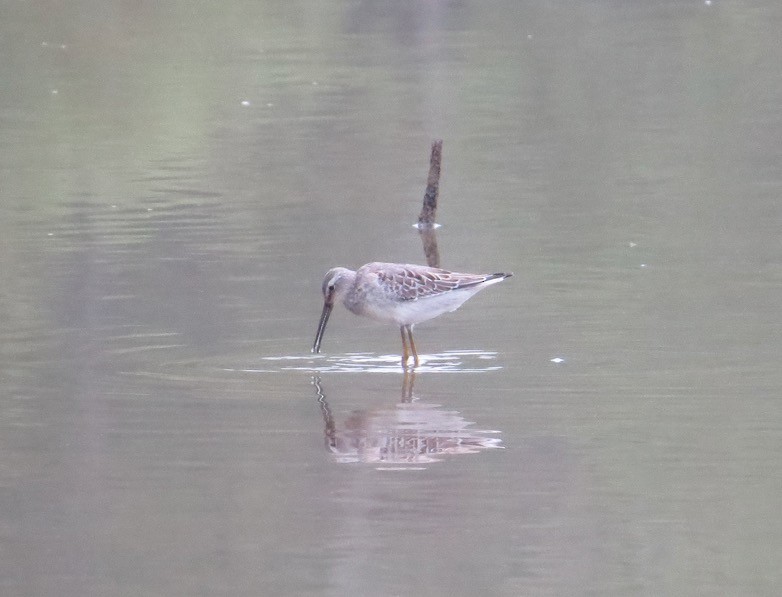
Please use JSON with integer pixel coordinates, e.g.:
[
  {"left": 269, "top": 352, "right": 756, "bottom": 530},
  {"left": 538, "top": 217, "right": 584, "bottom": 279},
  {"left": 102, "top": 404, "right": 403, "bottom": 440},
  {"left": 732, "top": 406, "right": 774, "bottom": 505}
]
[{"left": 373, "top": 264, "right": 492, "bottom": 301}]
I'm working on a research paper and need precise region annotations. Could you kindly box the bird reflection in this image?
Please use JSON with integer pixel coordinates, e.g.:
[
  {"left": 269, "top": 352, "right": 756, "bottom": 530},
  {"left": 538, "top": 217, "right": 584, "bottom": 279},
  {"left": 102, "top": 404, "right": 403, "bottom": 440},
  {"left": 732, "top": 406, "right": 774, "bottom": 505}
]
[{"left": 312, "top": 372, "right": 503, "bottom": 465}]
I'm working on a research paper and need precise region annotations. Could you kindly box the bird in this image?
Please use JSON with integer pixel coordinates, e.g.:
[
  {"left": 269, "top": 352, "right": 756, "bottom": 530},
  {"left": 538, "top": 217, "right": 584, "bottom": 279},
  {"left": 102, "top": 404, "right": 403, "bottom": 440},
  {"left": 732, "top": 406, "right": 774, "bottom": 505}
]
[{"left": 311, "top": 262, "right": 512, "bottom": 367}]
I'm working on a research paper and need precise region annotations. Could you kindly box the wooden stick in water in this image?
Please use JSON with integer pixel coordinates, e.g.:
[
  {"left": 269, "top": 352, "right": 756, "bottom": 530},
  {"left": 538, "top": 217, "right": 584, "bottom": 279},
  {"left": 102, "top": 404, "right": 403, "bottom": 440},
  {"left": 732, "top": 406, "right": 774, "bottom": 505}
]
[{"left": 418, "top": 139, "right": 442, "bottom": 268}]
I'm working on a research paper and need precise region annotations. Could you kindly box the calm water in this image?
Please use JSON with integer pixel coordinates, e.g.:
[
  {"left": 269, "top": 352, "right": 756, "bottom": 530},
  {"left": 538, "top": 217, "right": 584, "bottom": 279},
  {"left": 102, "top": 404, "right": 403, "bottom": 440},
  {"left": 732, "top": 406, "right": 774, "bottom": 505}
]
[{"left": 2, "top": 1, "right": 781, "bottom": 595}]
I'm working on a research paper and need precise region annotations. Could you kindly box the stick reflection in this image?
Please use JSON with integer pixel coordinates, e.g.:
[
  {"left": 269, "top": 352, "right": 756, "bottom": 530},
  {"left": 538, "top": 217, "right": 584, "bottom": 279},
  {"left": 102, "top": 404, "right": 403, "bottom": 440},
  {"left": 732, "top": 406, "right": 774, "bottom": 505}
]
[{"left": 313, "top": 372, "right": 503, "bottom": 465}]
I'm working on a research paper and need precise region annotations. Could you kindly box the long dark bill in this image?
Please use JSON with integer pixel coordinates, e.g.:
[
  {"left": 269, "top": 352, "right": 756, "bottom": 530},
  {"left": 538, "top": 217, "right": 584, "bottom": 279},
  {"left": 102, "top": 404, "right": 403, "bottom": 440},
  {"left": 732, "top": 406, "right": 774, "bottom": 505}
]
[{"left": 312, "top": 300, "right": 333, "bottom": 353}]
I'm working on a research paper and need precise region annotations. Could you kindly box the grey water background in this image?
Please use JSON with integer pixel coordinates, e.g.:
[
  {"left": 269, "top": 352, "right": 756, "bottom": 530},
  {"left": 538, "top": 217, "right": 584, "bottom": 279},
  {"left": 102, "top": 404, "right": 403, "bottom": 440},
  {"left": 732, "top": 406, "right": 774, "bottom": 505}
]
[{"left": 2, "top": 1, "right": 781, "bottom": 595}]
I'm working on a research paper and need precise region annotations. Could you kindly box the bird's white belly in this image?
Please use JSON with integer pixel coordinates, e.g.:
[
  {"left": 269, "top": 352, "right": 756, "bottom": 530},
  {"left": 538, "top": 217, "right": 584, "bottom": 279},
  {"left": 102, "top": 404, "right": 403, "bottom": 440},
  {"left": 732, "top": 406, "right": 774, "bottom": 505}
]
[{"left": 363, "top": 289, "right": 479, "bottom": 326}]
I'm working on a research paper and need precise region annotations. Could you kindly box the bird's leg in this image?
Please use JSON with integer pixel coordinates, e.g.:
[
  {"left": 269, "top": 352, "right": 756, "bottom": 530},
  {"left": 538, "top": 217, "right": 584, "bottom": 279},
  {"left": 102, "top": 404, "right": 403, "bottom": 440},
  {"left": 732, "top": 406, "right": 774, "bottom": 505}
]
[
  {"left": 407, "top": 325, "right": 420, "bottom": 368},
  {"left": 402, "top": 368, "right": 416, "bottom": 402},
  {"left": 400, "top": 326, "right": 410, "bottom": 367}
]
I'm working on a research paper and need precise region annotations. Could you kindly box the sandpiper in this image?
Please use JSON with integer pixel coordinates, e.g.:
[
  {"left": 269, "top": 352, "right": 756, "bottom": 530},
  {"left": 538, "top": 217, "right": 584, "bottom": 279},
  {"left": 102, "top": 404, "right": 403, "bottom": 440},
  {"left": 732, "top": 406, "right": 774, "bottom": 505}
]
[{"left": 312, "top": 262, "right": 512, "bottom": 367}]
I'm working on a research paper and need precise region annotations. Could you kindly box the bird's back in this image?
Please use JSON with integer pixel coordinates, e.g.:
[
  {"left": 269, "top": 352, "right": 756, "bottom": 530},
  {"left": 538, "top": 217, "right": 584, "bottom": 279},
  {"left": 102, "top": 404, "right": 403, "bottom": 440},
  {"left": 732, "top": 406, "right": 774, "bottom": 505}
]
[{"left": 349, "top": 262, "right": 511, "bottom": 325}]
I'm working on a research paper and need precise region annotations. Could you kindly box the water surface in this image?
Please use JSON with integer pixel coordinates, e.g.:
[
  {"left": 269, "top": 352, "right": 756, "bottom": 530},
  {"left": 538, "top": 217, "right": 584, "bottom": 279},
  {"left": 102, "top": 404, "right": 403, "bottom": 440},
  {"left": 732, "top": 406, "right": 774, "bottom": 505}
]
[{"left": 2, "top": 1, "right": 781, "bottom": 595}]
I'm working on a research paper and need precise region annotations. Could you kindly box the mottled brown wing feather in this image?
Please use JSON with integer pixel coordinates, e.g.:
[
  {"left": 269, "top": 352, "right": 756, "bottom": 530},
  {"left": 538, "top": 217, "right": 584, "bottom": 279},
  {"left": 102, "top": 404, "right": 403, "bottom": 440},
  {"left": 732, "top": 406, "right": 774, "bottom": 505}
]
[{"left": 375, "top": 264, "right": 492, "bottom": 301}]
